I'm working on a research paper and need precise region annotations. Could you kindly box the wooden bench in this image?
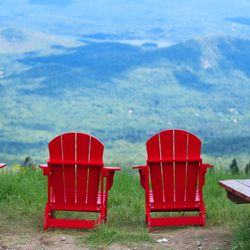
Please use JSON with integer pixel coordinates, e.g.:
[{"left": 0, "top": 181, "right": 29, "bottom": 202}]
[{"left": 219, "top": 179, "right": 250, "bottom": 204}]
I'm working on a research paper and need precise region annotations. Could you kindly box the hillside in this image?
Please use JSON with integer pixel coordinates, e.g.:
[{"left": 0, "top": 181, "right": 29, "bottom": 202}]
[{"left": 0, "top": 36, "right": 250, "bottom": 164}]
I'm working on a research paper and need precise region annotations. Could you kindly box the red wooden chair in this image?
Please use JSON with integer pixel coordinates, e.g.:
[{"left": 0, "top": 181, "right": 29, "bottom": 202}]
[
  {"left": 0, "top": 163, "right": 6, "bottom": 168},
  {"left": 39, "top": 132, "right": 120, "bottom": 230},
  {"left": 133, "top": 129, "right": 213, "bottom": 230}
]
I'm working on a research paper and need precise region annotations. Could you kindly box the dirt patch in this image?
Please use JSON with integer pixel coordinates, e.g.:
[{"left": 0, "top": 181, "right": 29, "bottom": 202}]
[
  {"left": 0, "top": 227, "right": 231, "bottom": 250},
  {"left": 151, "top": 227, "right": 231, "bottom": 250}
]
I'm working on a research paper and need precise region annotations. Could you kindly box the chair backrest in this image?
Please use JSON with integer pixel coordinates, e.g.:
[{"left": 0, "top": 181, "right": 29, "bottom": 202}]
[
  {"left": 146, "top": 129, "right": 201, "bottom": 206},
  {"left": 48, "top": 132, "right": 104, "bottom": 208}
]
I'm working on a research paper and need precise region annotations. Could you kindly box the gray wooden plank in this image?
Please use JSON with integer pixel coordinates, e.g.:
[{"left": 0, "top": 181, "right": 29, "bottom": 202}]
[
  {"left": 219, "top": 179, "right": 250, "bottom": 201},
  {"left": 238, "top": 179, "right": 250, "bottom": 188}
]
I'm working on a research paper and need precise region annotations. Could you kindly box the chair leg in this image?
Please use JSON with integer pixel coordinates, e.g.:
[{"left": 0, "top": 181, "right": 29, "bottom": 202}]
[
  {"left": 199, "top": 202, "right": 206, "bottom": 226},
  {"left": 44, "top": 203, "right": 51, "bottom": 230}
]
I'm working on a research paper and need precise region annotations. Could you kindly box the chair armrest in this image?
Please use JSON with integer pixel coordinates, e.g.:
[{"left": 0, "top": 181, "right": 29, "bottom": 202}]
[
  {"left": 103, "top": 167, "right": 121, "bottom": 191},
  {"left": 39, "top": 164, "right": 50, "bottom": 175},
  {"left": 0, "top": 163, "right": 6, "bottom": 168},
  {"left": 103, "top": 167, "right": 120, "bottom": 176},
  {"left": 201, "top": 163, "right": 214, "bottom": 172},
  {"left": 202, "top": 164, "right": 214, "bottom": 168},
  {"left": 133, "top": 165, "right": 147, "bottom": 189},
  {"left": 133, "top": 165, "right": 147, "bottom": 173}
]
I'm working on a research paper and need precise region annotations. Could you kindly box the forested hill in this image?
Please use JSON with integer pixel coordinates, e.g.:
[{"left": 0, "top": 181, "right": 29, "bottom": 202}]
[{"left": 0, "top": 36, "right": 250, "bottom": 164}]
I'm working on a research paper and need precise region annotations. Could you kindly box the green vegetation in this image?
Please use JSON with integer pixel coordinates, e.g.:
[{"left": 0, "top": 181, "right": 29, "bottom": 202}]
[
  {"left": 231, "top": 217, "right": 250, "bottom": 250},
  {"left": 229, "top": 158, "right": 239, "bottom": 175},
  {"left": 0, "top": 166, "right": 249, "bottom": 247}
]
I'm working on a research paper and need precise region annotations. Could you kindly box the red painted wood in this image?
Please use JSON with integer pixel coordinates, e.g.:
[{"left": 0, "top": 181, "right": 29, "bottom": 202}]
[
  {"left": 175, "top": 161, "right": 187, "bottom": 203},
  {"left": 87, "top": 165, "right": 101, "bottom": 206},
  {"left": 76, "top": 133, "right": 91, "bottom": 162},
  {"left": 41, "top": 132, "right": 119, "bottom": 230},
  {"left": 188, "top": 132, "right": 201, "bottom": 159},
  {"left": 146, "top": 133, "right": 161, "bottom": 161},
  {"left": 136, "top": 129, "right": 211, "bottom": 229},
  {"left": 147, "top": 133, "right": 164, "bottom": 206},
  {"left": 162, "top": 162, "right": 174, "bottom": 203},
  {"left": 0, "top": 163, "right": 6, "bottom": 168},
  {"left": 150, "top": 215, "right": 204, "bottom": 227},
  {"left": 159, "top": 130, "right": 174, "bottom": 161},
  {"left": 50, "top": 164, "right": 65, "bottom": 204},
  {"left": 174, "top": 129, "right": 188, "bottom": 159},
  {"left": 47, "top": 218, "right": 97, "bottom": 229},
  {"left": 186, "top": 161, "right": 199, "bottom": 202},
  {"left": 48, "top": 135, "right": 63, "bottom": 162},
  {"left": 63, "top": 164, "right": 75, "bottom": 204},
  {"left": 76, "top": 165, "right": 88, "bottom": 206},
  {"left": 149, "top": 162, "right": 164, "bottom": 206},
  {"left": 62, "top": 133, "right": 76, "bottom": 161},
  {"left": 89, "top": 136, "right": 104, "bottom": 163}
]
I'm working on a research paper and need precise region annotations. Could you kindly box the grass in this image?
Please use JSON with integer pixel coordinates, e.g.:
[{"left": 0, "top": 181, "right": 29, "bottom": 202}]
[
  {"left": 0, "top": 166, "right": 250, "bottom": 248},
  {"left": 231, "top": 216, "right": 250, "bottom": 250}
]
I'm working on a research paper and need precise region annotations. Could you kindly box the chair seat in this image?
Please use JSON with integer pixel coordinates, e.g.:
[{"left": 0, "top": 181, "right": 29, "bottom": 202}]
[
  {"left": 149, "top": 191, "right": 202, "bottom": 211},
  {"left": 49, "top": 192, "right": 107, "bottom": 212}
]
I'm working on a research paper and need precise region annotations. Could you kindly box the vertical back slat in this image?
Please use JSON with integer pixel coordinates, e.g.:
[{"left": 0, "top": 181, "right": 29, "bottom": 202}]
[
  {"left": 174, "top": 130, "right": 188, "bottom": 203},
  {"left": 48, "top": 136, "right": 64, "bottom": 205},
  {"left": 186, "top": 162, "right": 199, "bottom": 202},
  {"left": 149, "top": 163, "right": 164, "bottom": 206},
  {"left": 76, "top": 166, "right": 88, "bottom": 205},
  {"left": 146, "top": 134, "right": 164, "bottom": 206},
  {"left": 77, "top": 133, "right": 91, "bottom": 162},
  {"left": 160, "top": 131, "right": 174, "bottom": 203},
  {"left": 76, "top": 133, "right": 90, "bottom": 206},
  {"left": 186, "top": 133, "right": 201, "bottom": 202},
  {"left": 48, "top": 135, "right": 63, "bottom": 161},
  {"left": 146, "top": 134, "right": 161, "bottom": 161},
  {"left": 51, "top": 164, "right": 65, "bottom": 204},
  {"left": 62, "top": 133, "right": 76, "bottom": 204},
  {"left": 162, "top": 162, "right": 174, "bottom": 203},
  {"left": 87, "top": 136, "right": 103, "bottom": 206},
  {"left": 87, "top": 165, "right": 101, "bottom": 206},
  {"left": 89, "top": 136, "right": 104, "bottom": 163}
]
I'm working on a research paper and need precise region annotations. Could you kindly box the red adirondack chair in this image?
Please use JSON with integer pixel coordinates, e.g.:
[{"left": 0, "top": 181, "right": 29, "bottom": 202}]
[
  {"left": 0, "top": 163, "right": 6, "bottom": 168},
  {"left": 39, "top": 132, "right": 120, "bottom": 230},
  {"left": 133, "top": 129, "right": 213, "bottom": 230}
]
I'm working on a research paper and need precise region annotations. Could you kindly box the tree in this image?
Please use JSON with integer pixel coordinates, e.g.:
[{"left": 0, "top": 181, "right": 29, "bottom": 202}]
[
  {"left": 245, "top": 161, "right": 250, "bottom": 174},
  {"left": 22, "top": 156, "right": 34, "bottom": 168},
  {"left": 229, "top": 158, "right": 239, "bottom": 175}
]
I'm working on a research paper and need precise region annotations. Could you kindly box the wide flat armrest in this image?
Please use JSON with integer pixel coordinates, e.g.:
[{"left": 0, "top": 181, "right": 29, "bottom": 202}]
[
  {"left": 0, "top": 163, "right": 6, "bottom": 168},
  {"left": 133, "top": 165, "right": 147, "bottom": 170},
  {"left": 202, "top": 164, "right": 214, "bottom": 168},
  {"left": 103, "top": 167, "right": 120, "bottom": 176},
  {"left": 39, "top": 164, "right": 50, "bottom": 175}
]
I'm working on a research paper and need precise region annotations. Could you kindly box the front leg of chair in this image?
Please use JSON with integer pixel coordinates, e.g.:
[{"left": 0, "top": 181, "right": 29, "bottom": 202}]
[{"left": 102, "top": 167, "right": 120, "bottom": 222}]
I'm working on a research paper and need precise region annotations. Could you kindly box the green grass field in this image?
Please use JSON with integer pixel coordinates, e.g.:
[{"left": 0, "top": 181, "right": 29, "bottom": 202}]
[{"left": 0, "top": 166, "right": 249, "bottom": 249}]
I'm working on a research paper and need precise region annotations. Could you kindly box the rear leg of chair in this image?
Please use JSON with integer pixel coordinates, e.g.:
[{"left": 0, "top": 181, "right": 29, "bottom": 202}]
[
  {"left": 44, "top": 203, "right": 52, "bottom": 230},
  {"left": 146, "top": 212, "right": 152, "bottom": 232},
  {"left": 199, "top": 202, "right": 206, "bottom": 226}
]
